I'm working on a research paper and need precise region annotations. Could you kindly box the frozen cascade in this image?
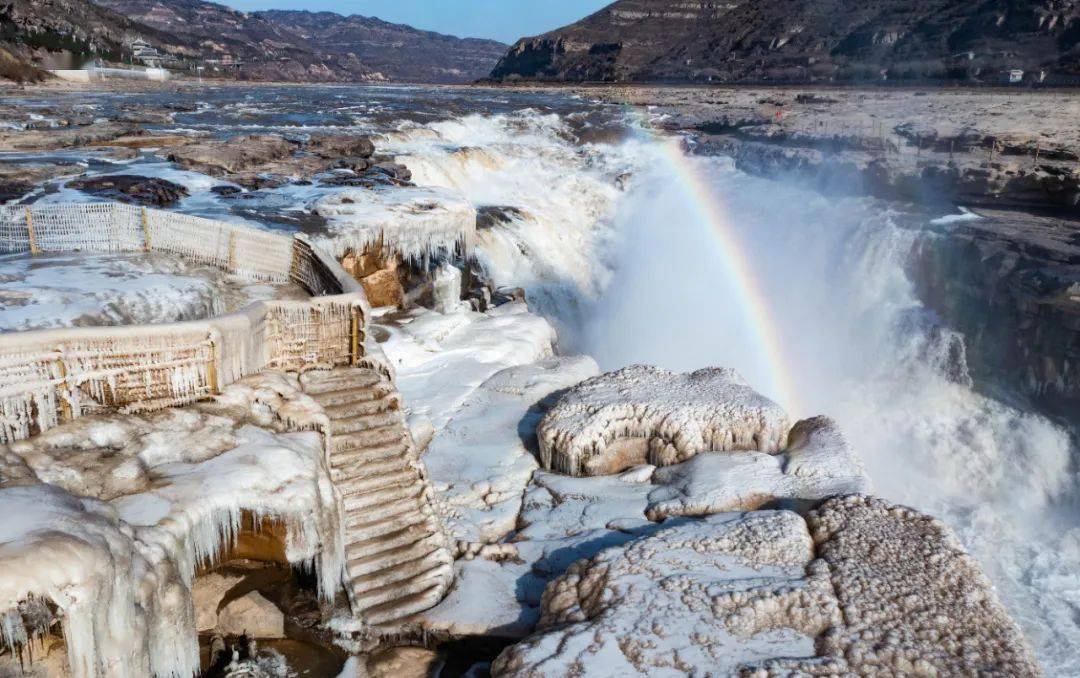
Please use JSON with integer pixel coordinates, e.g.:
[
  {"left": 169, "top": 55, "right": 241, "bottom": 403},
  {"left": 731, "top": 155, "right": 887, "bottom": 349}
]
[
  {"left": 0, "top": 374, "right": 347, "bottom": 677},
  {"left": 383, "top": 110, "right": 1078, "bottom": 673}
]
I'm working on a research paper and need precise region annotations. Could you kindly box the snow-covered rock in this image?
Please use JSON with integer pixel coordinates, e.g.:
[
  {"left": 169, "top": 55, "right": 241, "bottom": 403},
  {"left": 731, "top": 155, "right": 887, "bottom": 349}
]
[
  {"left": 0, "top": 484, "right": 195, "bottom": 678},
  {"left": 493, "top": 495, "right": 1040, "bottom": 677},
  {"left": 796, "top": 495, "right": 1040, "bottom": 677},
  {"left": 0, "top": 373, "right": 345, "bottom": 677},
  {"left": 537, "top": 365, "right": 791, "bottom": 476},
  {"left": 376, "top": 302, "right": 594, "bottom": 545},
  {"left": 315, "top": 186, "right": 476, "bottom": 262},
  {"left": 645, "top": 416, "right": 870, "bottom": 519},
  {"left": 216, "top": 592, "right": 285, "bottom": 639},
  {"left": 492, "top": 512, "right": 834, "bottom": 677}
]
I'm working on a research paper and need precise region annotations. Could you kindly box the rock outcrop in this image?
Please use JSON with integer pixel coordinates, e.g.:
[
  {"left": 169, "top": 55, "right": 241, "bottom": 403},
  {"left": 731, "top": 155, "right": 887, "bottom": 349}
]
[
  {"left": 645, "top": 417, "right": 870, "bottom": 519},
  {"left": 490, "top": 0, "right": 1080, "bottom": 84},
  {"left": 536, "top": 365, "right": 790, "bottom": 476},
  {"left": 492, "top": 511, "right": 836, "bottom": 676},
  {"left": 909, "top": 209, "right": 1080, "bottom": 430},
  {"left": 493, "top": 497, "right": 1039, "bottom": 677},
  {"left": 67, "top": 175, "right": 189, "bottom": 207}
]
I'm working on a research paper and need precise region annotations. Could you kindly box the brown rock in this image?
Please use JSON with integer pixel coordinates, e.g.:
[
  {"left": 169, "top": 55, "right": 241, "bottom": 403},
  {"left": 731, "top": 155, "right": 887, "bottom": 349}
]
[
  {"left": 168, "top": 134, "right": 300, "bottom": 176},
  {"left": 307, "top": 135, "right": 375, "bottom": 159},
  {"left": 366, "top": 646, "right": 440, "bottom": 678}
]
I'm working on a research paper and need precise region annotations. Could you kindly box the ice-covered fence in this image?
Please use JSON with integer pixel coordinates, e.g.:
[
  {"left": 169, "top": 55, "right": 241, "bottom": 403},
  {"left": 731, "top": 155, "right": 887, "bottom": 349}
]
[
  {"left": 0, "top": 203, "right": 371, "bottom": 443},
  {"left": 0, "top": 203, "right": 296, "bottom": 282}
]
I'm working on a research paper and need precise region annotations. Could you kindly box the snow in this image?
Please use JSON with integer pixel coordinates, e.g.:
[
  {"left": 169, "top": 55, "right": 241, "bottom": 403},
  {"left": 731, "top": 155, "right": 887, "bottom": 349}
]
[
  {"left": 0, "top": 251, "right": 303, "bottom": 332},
  {"left": 645, "top": 416, "right": 870, "bottom": 520},
  {"left": 314, "top": 186, "right": 475, "bottom": 263},
  {"left": 537, "top": 365, "right": 791, "bottom": 476},
  {"left": 0, "top": 373, "right": 345, "bottom": 677},
  {"left": 492, "top": 512, "right": 829, "bottom": 677}
]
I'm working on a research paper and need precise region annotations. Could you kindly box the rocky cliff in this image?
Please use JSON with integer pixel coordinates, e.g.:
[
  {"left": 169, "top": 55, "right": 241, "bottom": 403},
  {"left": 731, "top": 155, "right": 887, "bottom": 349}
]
[{"left": 490, "top": 0, "right": 1080, "bottom": 84}]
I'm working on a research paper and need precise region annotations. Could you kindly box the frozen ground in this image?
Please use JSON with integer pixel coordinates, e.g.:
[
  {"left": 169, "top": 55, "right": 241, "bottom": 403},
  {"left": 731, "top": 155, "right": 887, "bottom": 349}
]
[{"left": 0, "top": 251, "right": 307, "bottom": 332}]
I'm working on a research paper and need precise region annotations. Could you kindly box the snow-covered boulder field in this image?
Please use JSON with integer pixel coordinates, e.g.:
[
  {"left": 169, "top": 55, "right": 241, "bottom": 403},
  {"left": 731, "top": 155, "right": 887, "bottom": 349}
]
[
  {"left": 536, "top": 365, "right": 791, "bottom": 476},
  {"left": 492, "top": 497, "right": 1039, "bottom": 677}
]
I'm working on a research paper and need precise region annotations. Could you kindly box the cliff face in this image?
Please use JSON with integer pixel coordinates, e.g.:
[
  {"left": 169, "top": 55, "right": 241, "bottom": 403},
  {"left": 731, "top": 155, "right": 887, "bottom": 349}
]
[
  {"left": 490, "top": 0, "right": 1080, "bottom": 83},
  {"left": 259, "top": 11, "right": 506, "bottom": 84}
]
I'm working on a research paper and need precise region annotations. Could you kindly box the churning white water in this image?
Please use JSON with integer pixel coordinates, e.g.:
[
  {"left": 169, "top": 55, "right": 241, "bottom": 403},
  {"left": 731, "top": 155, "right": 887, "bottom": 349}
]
[{"left": 386, "top": 110, "right": 1079, "bottom": 675}]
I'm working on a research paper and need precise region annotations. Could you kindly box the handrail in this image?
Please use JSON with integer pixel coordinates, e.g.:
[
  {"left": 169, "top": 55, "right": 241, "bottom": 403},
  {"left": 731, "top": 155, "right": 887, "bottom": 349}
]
[{"left": 0, "top": 202, "right": 371, "bottom": 443}]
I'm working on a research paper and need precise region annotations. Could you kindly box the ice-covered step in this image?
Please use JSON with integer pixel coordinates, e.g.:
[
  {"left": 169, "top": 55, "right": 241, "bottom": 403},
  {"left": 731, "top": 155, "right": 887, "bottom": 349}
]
[
  {"left": 332, "top": 439, "right": 410, "bottom": 464},
  {"left": 333, "top": 424, "right": 406, "bottom": 449},
  {"left": 302, "top": 365, "right": 452, "bottom": 629},
  {"left": 346, "top": 537, "right": 445, "bottom": 577},
  {"left": 310, "top": 384, "right": 396, "bottom": 408},
  {"left": 345, "top": 494, "right": 429, "bottom": 526},
  {"left": 342, "top": 482, "right": 421, "bottom": 513},
  {"left": 301, "top": 369, "right": 383, "bottom": 394},
  {"left": 323, "top": 395, "right": 399, "bottom": 420},
  {"left": 331, "top": 410, "right": 401, "bottom": 436},
  {"left": 345, "top": 524, "right": 433, "bottom": 559},
  {"left": 361, "top": 584, "right": 447, "bottom": 626},
  {"left": 351, "top": 562, "right": 454, "bottom": 612},
  {"left": 339, "top": 467, "right": 414, "bottom": 496},
  {"left": 346, "top": 508, "right": 428, "bottom": 542}
]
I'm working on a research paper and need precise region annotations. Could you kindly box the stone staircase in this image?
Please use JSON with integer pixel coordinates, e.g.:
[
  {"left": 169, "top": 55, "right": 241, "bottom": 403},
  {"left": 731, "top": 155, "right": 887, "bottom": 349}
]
[{"left": 300, "top": 367, "right": 453, "bottom": 627}]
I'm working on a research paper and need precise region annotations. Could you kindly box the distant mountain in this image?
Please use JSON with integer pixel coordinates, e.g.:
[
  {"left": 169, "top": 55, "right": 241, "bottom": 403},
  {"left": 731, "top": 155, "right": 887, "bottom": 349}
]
[
  {"left": 490, "top": 0, "right": 1080, "bottom": 84},
  {"left": 92, "top": 0, "right": 383, "bottom": 82},
  {"left": 0, "top": 0, "right": 507, "bottom": 83},
  {"left": 259, "top": 10, "right": 507, "bottom": 83}
]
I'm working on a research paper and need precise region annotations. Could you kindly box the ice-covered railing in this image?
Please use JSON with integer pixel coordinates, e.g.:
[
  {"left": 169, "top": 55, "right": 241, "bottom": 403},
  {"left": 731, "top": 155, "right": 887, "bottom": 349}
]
[{"left": 0, "top": 203, "right": 373, "bottom": 443}]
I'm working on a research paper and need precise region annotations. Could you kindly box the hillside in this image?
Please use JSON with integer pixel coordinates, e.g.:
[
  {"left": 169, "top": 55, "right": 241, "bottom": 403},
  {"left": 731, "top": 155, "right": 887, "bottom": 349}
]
[
  {"left": 0, "top": 0, "right": 507, "bottom": 83},
  {"left": 490, "top": 0, "right": 1080, "bottom": 84},
  {"left": 259, "top": 10, "right": 506, "bottom": 83},
  {"left": 92, "top": 0, "right": 383, "bottom": 82},
  {"left": 0, "top": 0, "right": 185, "bottom": 81}
]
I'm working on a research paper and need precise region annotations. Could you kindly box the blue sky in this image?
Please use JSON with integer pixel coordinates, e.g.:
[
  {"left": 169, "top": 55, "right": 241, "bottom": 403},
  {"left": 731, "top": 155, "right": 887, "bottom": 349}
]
[{"left": 222, "top": 1, "right": 611, "bottom": 43}]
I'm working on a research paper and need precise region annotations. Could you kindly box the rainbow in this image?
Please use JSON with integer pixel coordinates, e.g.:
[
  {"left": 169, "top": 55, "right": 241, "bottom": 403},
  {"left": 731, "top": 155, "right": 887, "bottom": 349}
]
[{"left": 623, "top": 106, "right": 800, "bottom": 415}]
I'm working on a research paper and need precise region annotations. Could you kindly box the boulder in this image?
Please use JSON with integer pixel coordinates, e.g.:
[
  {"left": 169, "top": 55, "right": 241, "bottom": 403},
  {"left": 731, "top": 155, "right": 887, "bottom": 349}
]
[
  {"left": 216, "top": 591, "right": 285, "bottom": 639},
  {"left": 168, "top": 135, "right": 299, "bottom": 176},
  {"left": 67, "top": 175, "right": 190, "bottom": 207},
  {"left": 536, "top": 365, "right": 791, "bottom": 476},
  {"left": 307, "top": 134, "right": 375, "bottom": 159},
  {"left": 644, "top": 416, "right": 869, "bottom": 519},
  {"left": 494, "top": 497, "right": 1040, "bottom": 677},
  {"left": 191, "top": 573, "right": 243, "bottom": 632}
]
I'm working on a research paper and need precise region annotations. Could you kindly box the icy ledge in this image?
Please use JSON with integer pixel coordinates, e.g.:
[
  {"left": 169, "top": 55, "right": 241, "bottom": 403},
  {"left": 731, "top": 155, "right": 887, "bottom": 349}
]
[
  {"left": 0, "top": 373, "right": 344, "bottom": 678},
  {"left": 537, "top": 365, "right": 791, "bottom": 476},
  {"left": 492, "top": 496, "right": 1040, "bottom": 677}
]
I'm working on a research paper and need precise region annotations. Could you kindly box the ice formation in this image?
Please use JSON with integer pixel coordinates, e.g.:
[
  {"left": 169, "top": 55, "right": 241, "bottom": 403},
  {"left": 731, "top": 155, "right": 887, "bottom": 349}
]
[
  {"left": 492, "top": 512, "right": 833, "bottom": 677},
  {"left": 645, "top": 416, "right": 870, "bottom": 520},
  {"left": 0, "top": 373, "right": 346, "bottom": 677},
  {"left": 492, "top": 496, "right": 1040, "bottom": 677},
  {"left": 537, "top": 365, "right": 791, "bottom": 476},
  {"left": 314, "top": 186, "right": 476, "bottom": 263},
  {"left": 798, "top": 495, "right": 1040, "bottom": 676}
]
